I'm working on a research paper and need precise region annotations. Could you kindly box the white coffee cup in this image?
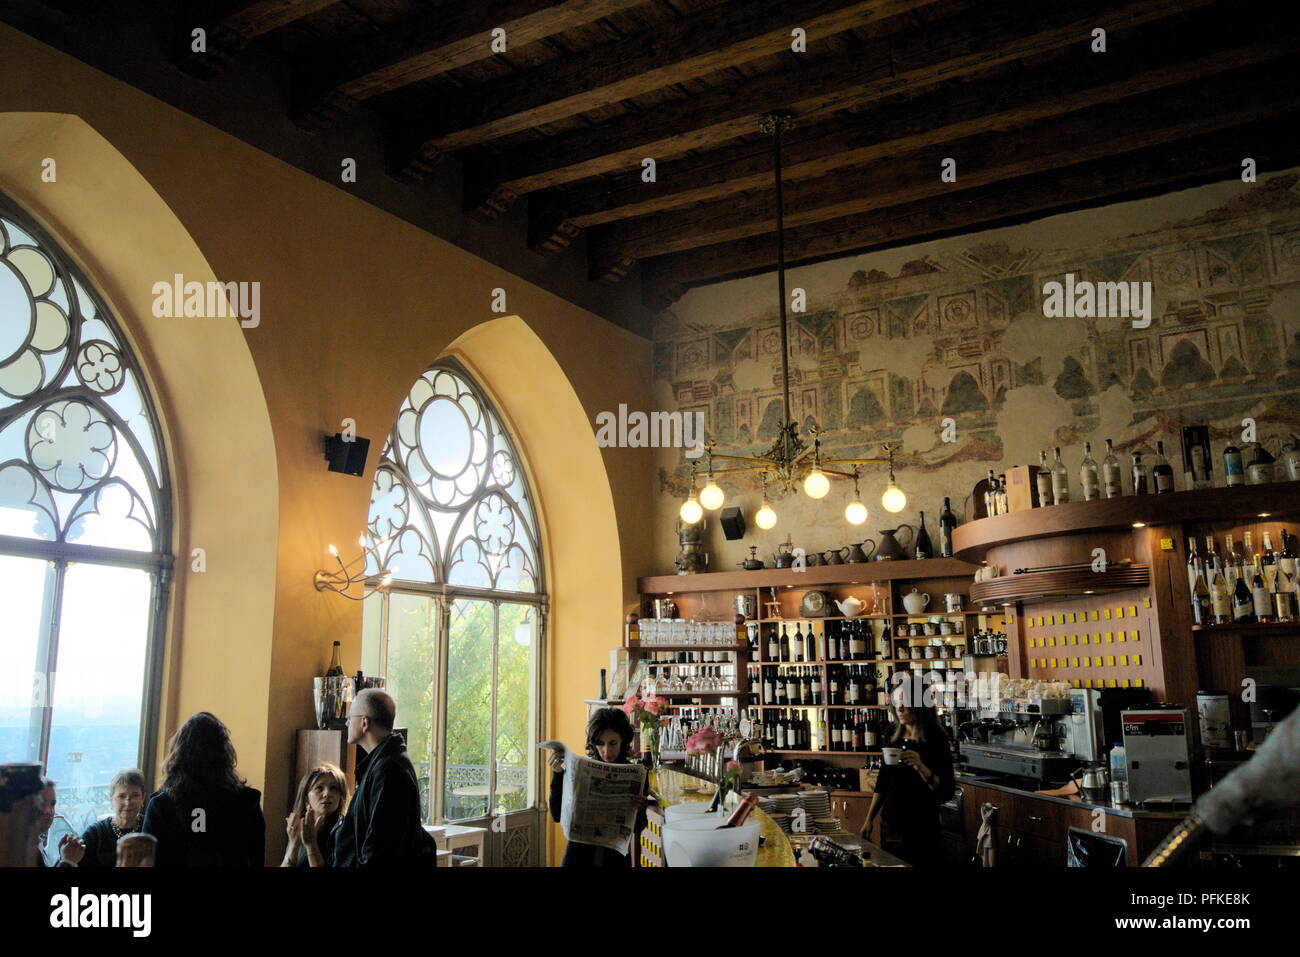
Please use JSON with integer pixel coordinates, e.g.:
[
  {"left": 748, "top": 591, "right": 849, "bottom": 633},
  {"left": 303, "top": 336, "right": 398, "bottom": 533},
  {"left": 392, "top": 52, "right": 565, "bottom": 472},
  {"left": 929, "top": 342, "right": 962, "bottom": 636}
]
[{"left": 881, "top": 747, "right": 902, "bottom": 766}]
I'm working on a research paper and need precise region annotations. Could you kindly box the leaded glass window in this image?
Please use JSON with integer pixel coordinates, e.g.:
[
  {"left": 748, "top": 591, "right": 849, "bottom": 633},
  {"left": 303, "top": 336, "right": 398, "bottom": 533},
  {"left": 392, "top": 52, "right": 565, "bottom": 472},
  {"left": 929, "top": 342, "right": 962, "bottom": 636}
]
[
  {"left": 363, "top": 360, "right": 544, "bottom": 830},
  {"left": 0, "top": 197, "right": 172, "bottom": 836}
]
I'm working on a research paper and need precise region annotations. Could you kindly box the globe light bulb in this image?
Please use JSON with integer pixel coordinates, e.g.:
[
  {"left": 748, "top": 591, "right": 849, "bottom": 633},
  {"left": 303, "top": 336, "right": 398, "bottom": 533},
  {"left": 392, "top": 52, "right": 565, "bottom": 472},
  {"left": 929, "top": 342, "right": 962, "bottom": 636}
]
[
  {"left": 700, "top": 481, "right": 725, "bottom": 511},
  {"left": 803, "top": 468, "right": 830, "bottom": 500},
  {"left": 881, "top": 483, "right": 907, "bottom": 514},
  {"left": 845, "top": 499, "right": 868, "bottom": 525},
  {"left": 680, "top": 495, "right": 703, "bottom": 524},
  {"left": 755, "top": 501, "right": 778, "bottom": 530}
]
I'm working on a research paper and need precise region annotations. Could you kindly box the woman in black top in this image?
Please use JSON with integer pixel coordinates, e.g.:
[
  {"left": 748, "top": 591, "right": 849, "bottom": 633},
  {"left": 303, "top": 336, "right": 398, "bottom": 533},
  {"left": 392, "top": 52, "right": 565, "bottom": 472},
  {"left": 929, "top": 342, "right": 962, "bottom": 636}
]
[
  {"left": 79, "top": 768, "right": 146, "bottom": 867},
  {"left": 861, "top": 691, "right": 954, "bottom": 867},
  {"left": 280, "top": 763, "right": 347, "bottom": 867},
  {"left": 548, "top": 708, "right": 649, "bottom": 867},
  {"left": 141, "top": 712, "right": 266, "bottom": 867}
]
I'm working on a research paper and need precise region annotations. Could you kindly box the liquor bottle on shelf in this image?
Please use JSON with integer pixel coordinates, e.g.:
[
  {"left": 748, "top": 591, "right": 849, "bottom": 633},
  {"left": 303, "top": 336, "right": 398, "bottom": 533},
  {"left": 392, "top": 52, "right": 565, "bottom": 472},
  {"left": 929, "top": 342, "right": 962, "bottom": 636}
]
[
  {"left": 851, "top": 712, "right": 864, "bottom": 752},
  {"left": 1223, "top": 534, "right": 1238, "bottom": 585},
  {"left": 1153, "top": 440, "right": 1175, "bottom": 493},
  {"left": 878, "top": 619, "right": 892, "bottom": 659},
  {"left": 815, "top": 623, "right": 828, "bottom": 662},
  {"left": 1102, "top": 438, "right": 1123, "bottom": 497},
  {"left": 864, "top": 712, "right": 880, "bottom": 749},
  {"left": 1272, "top": 563, "right": 1297, "bottom": 623},
  {"left": 1051, "top": 447, "right": 1070, "bottom": 504},
  {"left": 785, "top": 669, "right": 799, "bottom": 706},
  {"left": 1186, "top": 537, "right": 1202, "bottom": 592},
  {"left": 828, "top": 665, "right": 841, "bottom": 705},
  {"left": 1210, "top": 560, "right": 1232, "bottom": 624},
  {"left": 938, "top": 497, "right": 958, "bottom": 558},
  {"left": 1191, "top": 565, "right": 1212, "bottom": 626},
  {"left": 791, "top": 622, "right": 804, "bottom": 663},
  {"left": 810, "top": 667, "right": 823, "bottom": 705},
  {"left": 915, "top": 511, "right": 933, "bottom": 559},
  {"left": 1036, "top": 451, "right": 1054, "bottom": 506},
  {"left": 846, "top": 667, "right": 861, "bottom": 706},
  {"left": 780, "top": 624, "right": 790, "bottom": 662},
  {"left": 1232, "top": 567, "right": 1255, "bottom": 623},
  {"left": 849, "top": 621, "right": 867, "bottom": 661},
  {"left": 1223, "top": 444, "right": 1245, "bottom": 487},
  {"left": 1204, "top": 536, "right": 1221, "bottom": 580},
  {"left": 1131, "top": 451, "right": 1149, "bottom": 495},
  {"left": 766, "top": 625, "right": 779, "bottom": 662},
  {"left": 1080, "top": 442, "right": 1100, "bottom": 501},
  {"left": 1252, "top": 557, "right": 1273, "bottom": 623}
]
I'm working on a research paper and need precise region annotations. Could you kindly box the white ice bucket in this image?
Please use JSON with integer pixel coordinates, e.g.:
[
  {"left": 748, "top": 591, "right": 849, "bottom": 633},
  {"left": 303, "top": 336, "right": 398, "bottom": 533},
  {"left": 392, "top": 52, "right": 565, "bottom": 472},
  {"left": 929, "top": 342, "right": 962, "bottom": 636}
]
[
  {"left": 664, "top": 803, "right": 727, "bottom": 824},
  {"left": 661, "top": 816, "right": 761, "bottom": 867}
]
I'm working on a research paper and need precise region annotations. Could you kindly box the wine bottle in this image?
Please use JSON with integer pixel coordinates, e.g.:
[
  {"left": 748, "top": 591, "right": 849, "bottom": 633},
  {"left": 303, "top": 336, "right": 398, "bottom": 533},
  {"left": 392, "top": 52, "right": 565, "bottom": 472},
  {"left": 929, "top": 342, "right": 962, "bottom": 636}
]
[
  {"left": 849, "top": 622, "right": 866, "bottom": 662},
  {"left": 914, "top": 511, "right": 933, "bottom": 559},
  {"left": 811, "top": 667, "right": 822, "bottom": 705},
  {"left": 1051, "top": 447, "right": 1070, "bottom": 504},
  {"left": 1152, "top": 440, "right": 1175, "bottom": 493},
  {"left": 938, "top": 497, "right": 958, "bottom": 557},
  {"left": 864, "top": 712, "right": 880, "bottom": 749},
  {"left": 815, "top": 623, "right": 827, "bottom": 662},
  {"left": 851, "top": 712, "right": 864, "bottom": 752},
  {"left": 1232, "top": 572, "right": 1255, "bottom": 623},
  {"left": 1102, "top": 439, "right": 1123, "bottom": 497},
  {"left": 780, "top": 624, "right": 790, "bottom": 662},
  {"left": 766, "top": 625, "right": 779, "bottom": 662},
  {"left": 1280, "top": 529, "right": 1298, "bottom": 580},
  {"left": 1131, "top": 451, "right": 1148, "bottom": 494},
  {"left": 326, "top": 641, "right": 344, "bottom": 677},
  {"left": 717, "top": 792, "right": 759, "bottom": 829},
  {"left": 785, "top": 669, "right": 798, "bottom": 706},
  {"left": 791, "top": 622, "right": 804, "bottom": 663},
  {"left": 1192, "top": 568, "right": 1212, "bottom": 626},
  {"left": 1223, "top": 444, "right": 1244, "bottom": 487},
  {"left": 1210, "top": 563, "right": 1232, "bottom": 625},
  {"left": 1252, "top": 558, "right": 1273, "bottom": 623},
  {"left": 1186, "top": 537, "right": 1202, "bottom": 593},
  {"left": 1036, "top": 451, "right": 1054, "bottom": 507},
  {"left": 1273, "top": 568, "right": 1297, "bottom": 623},
  {"left": 1080, "top": 442, "right": 1100, "bottom": 501},
  {"left": 762, "top": 668, "right": 774, "bottom": 704},
  {"left": 828, "top": 666, "right": 841, "bottom": 705}
]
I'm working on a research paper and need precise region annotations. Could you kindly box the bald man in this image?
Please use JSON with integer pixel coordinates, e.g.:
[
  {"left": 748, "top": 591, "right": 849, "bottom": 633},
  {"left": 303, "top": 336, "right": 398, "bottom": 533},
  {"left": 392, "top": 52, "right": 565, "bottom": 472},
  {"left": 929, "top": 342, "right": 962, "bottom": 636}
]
[{"left": 331, "top": 689, "right": 429, "bottom": 867}]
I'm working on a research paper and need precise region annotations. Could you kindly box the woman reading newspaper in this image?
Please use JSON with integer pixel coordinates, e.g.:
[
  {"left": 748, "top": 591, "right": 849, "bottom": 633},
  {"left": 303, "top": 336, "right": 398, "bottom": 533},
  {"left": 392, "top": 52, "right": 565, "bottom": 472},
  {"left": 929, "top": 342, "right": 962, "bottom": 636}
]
[{"left": 546, "top": 708, "right": 651, "bottom": 866}]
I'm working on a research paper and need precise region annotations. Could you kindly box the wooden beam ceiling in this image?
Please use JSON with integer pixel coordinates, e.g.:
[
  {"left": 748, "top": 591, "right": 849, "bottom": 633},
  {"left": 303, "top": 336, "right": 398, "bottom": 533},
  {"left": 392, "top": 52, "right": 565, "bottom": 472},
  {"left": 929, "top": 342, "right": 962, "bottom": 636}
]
[
  {"left": 453, "top": 0, "right": 1215, "bottom": 210},
  {"left": 588, "top": 61, "right": 1300, "bottom": 279},
  {"left": 394, "top": 0, "right": 929, "bottom": 163},
  {"left": 526, "top": 27, "right": 1300, "bottom": 255},
  {"left": 294, "top": 0, "right": 650, "bottom": 129},
  {"left": 639, "top": 114, "right": 1300, "bottom": 308},
  {"left": 176, "top": 0, "right": 342, "bottom": 76}
]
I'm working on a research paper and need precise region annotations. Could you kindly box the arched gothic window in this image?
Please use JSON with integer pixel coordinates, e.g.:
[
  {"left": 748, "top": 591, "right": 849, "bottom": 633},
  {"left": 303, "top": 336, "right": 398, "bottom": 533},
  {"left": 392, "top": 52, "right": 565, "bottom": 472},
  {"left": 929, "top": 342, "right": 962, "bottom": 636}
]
[
  {"left": 0, "top": 197, "right": 172, "bottom": 835},
  {"left": 362, "top": 359, "right": 544, "bottom": 829}
]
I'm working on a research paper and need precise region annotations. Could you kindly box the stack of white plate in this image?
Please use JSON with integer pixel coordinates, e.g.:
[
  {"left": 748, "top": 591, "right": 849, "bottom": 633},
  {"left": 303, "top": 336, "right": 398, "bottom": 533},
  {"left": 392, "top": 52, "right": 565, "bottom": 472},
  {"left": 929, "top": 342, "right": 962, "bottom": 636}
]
[{"left": 764, "top": 793, "right": 803, "bottom": 834}]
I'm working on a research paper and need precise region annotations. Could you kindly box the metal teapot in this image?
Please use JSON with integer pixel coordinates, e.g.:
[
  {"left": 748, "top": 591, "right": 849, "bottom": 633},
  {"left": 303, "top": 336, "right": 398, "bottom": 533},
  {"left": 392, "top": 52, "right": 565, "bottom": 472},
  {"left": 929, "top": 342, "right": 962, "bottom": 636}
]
[
  {"left": 738, "top": 546, "right": 765, "bottom": 571},
  {"left": 773, "top": 539, "right": 797, "bottom": 569}
]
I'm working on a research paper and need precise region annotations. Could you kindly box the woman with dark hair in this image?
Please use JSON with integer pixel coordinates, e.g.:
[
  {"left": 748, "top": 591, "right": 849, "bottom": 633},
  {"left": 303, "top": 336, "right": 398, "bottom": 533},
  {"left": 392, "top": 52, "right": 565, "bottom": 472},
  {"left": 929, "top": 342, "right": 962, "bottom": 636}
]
[
  {"left": 547, "top": 707, "right": 650, "bottom": 867},
  {"left": 141, "top": 712, "right": 266, "bottom": 867},
  {"left": 78, "top": 769, "right": 146, "bottom": 867},
  {"left": 859, "top": 687, "right": 955, "bottom": 867},
  {"left": 280, "top": 763, "right": 348, "bottom": 867}
]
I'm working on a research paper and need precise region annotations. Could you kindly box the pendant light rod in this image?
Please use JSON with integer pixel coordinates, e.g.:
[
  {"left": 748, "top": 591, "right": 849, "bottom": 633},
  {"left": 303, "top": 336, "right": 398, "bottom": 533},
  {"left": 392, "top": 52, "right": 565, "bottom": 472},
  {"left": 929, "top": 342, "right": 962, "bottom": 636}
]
[{"left": 761, "top": 111, "right": 796, "bottom": 461}]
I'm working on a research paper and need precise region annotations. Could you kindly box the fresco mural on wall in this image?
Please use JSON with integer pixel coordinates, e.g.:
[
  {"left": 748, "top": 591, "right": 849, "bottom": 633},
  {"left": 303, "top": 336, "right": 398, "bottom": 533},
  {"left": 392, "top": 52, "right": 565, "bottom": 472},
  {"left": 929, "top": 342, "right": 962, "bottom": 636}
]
[{"left": 649, "top": 171, "right": 1300, "bottom": 573}]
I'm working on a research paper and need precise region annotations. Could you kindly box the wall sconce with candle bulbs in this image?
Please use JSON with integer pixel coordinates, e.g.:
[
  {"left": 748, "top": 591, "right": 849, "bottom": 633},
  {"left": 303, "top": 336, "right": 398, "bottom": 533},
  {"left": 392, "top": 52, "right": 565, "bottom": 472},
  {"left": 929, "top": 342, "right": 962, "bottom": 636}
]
[
  {"left": 672, "top": 113, "right": 908, "bottom": 529},
  {"left": 314, "top": 534, "right": 395, "bottom": 600}
]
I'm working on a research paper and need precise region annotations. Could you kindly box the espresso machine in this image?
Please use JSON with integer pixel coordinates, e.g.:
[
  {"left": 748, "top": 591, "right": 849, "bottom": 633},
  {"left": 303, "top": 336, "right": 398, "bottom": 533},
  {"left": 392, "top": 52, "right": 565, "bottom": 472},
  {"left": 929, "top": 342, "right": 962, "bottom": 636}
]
[{"left": 1059, "top": 688, "right": 1104, "bottom": 763}]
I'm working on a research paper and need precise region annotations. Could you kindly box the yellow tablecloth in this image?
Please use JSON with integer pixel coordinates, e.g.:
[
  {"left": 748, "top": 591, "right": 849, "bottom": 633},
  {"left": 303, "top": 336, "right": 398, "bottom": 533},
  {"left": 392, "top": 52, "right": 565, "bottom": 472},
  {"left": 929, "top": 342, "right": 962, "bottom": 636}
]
[{"left": 649, "top": 768, "right": 796, "bottom": 867}]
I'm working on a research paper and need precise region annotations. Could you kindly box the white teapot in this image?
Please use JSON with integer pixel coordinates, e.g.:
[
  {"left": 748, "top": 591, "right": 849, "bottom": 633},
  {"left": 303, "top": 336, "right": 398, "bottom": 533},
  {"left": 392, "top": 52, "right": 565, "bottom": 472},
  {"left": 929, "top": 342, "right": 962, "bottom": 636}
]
[
  {"left": 835, "top": 596, "right": 865, "bottom": 618},
  {"left": 902, "top": 588, "right": 931, "bottom": 615}
]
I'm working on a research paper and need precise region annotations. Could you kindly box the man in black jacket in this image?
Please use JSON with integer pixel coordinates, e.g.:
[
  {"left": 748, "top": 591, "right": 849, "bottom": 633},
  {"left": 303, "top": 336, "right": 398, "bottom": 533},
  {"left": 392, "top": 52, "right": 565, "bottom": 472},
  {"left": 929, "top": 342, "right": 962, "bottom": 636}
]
[{"left": 332, "top": 689, "right": 430, "bottom": 867}]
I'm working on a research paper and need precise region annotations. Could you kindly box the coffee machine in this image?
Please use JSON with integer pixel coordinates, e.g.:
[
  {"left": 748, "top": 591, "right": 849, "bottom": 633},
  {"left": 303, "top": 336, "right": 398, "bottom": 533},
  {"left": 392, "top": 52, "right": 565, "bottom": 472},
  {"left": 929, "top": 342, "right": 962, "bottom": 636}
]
[{"left": 1060, "top": 688, "right": 1104, "bottom": 762}]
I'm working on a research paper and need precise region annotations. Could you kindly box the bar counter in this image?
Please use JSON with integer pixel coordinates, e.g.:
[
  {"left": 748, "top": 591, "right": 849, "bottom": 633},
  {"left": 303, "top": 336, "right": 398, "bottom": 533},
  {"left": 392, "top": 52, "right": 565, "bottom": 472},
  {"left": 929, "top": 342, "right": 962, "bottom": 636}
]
[{"left": 956, "top": 772, "right": 1189, "bottom": 820}]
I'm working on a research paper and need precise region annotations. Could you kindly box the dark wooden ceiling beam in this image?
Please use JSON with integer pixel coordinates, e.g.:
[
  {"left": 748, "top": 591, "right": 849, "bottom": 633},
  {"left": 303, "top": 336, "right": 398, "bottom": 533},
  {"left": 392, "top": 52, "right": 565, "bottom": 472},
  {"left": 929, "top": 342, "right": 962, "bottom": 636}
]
[
  {"left": 455, "top": 0, "right": 1216, "bottom": 210},
  {"left": 589, "top": 63, "right": 1300, "bottom": 276},
  {"left": 527, "top": 24, "right": 1300, "bottom": 253},
  {"left": 397, "top": 0, "right": 928, "bottom": 163},
  {"left": 638, "top": 114, "right": 1300, "bottom": 307},
  {"left": 294, "top": 0, "right": 649, "bottom": 130},
  {"left": 175, "top": 0, "right": 342, "bottom": 77}
]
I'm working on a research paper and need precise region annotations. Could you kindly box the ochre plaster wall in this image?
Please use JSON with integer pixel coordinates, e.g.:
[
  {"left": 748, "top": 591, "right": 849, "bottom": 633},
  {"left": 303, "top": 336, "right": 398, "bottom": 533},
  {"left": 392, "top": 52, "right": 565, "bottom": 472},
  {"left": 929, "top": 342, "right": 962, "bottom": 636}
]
[{"left": 0, "top": 24, "right": 656, "bottom": 865}]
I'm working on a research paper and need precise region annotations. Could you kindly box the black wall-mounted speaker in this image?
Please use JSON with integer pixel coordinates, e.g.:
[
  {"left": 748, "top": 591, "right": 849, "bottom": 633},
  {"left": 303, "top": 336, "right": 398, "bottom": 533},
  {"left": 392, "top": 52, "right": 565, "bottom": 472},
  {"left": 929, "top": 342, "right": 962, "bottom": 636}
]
[
  {"left": 323, "top": 433, "right": 370, "bottom": 476},
  {"left": 720, "top": 507, "right": 746, "bottom": 540}
]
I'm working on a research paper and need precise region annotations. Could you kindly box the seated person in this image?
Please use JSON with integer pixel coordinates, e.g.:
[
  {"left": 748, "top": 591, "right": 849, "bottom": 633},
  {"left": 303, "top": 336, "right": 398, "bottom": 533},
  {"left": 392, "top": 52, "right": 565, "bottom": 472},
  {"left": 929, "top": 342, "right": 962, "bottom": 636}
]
[
  {"left": 281, "top": 763, "right": 348, "bottom": 867},
  {"left": 79, "top": 768, "right": 146, "bottom": 868},
  {"left": 35, "top": 777, "right": 83, "bottom": 867}
]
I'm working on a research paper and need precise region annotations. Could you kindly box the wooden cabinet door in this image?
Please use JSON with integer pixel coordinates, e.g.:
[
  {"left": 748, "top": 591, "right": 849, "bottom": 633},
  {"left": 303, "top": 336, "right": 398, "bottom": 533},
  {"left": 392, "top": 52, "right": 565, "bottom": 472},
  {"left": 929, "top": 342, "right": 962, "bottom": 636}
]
[{"left": 835, "top": 795, "right": 872, "bottom": 836}]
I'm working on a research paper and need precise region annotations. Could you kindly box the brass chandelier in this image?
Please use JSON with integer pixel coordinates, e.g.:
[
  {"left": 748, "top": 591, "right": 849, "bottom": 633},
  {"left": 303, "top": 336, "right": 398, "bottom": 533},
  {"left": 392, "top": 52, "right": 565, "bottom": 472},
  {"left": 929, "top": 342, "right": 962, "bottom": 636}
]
[{"left": 677, "top": 112, "right": 907, "bottom": 530}]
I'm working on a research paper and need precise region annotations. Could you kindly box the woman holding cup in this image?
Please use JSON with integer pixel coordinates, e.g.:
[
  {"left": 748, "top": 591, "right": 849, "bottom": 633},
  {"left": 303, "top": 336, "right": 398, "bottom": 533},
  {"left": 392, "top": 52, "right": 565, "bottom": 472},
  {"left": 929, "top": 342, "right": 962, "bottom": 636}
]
[{"left": 860, "top": 685, "right": 954, "bottom": 867}]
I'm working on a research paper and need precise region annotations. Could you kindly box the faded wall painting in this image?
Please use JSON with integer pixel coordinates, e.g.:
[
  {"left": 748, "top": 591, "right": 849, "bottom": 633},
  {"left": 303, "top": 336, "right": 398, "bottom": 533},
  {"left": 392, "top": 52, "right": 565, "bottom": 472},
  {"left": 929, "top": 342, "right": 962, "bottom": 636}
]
[{"left": 648, "top": 170, "right": 1300, "bottom": 574}]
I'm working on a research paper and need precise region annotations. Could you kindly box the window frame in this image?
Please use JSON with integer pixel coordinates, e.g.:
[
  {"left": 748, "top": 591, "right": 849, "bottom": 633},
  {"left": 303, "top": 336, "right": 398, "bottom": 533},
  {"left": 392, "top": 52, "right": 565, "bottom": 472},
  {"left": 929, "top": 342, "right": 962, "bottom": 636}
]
[
  {"left": 0, "top": 194, "right": 174, "bottom": 797},
  {"left": 363, "top": 358, "right": 546, "bottom": 826}
]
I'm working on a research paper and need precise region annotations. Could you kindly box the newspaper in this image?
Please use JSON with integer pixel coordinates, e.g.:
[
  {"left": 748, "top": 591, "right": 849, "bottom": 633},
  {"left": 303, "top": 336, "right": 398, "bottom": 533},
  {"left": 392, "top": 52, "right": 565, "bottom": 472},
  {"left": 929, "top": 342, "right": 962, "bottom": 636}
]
[{"left": 540, "top": 740, "right": 646, "bottom": 855}]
